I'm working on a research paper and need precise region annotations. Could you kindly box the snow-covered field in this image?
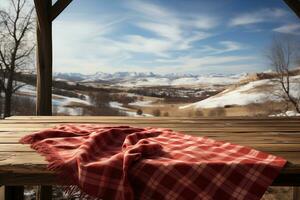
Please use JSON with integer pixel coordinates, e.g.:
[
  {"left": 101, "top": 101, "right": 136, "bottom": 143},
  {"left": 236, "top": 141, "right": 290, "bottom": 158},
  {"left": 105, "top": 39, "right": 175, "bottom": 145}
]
[
  {"left": 109, "top": 101, "right": 131, "bottom": 111},
  {"left": 129, "top": 100, "right": 154, "bottom": 107},
  {"left": 16, "top": 83, "right": 91, "bottom": 115},
  {"left": 14, "top": 72, "right": 300, "bottom": 117},
  {"left": 270, "top": 110, "right": 300, "bottom": 117},
  {"left": 109, "top": 101, "right": 153, "bottom": 117},
  {"left": 180, "top": 76, "right": 300, "bottom": 110},
  {"left": 55, "top": 71, "right": 246, "bottom": 88},
  {"left": 117, "top": 75, "right": 241, "bottom": 87},
  {"left": 171, "top": 76, "right": 240, "bottom": 86}
]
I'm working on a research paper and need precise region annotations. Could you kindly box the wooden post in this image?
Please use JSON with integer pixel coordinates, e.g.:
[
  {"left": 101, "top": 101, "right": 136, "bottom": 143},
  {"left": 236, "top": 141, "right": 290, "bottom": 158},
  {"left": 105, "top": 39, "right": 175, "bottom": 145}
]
[
  {"left": 35, "top": 0, "right": 53, "bottom": 116},
  {"left": 294, "top": 187, "right": 300, "bottom": 200},
  {"left": 0, "top": 186, "right": 4, "bottom": 200},
  {"left": 36, "top": 186, "right": 52, "bottom": 200},
  {"left": 34, "top": 0, "right": 73, "bottom": 198},
  {"left": 283, "top": 0, "right": 300, "bottom": 18},
  {"left": 1, "top": 186, "right": 24, "bottom": 200}
]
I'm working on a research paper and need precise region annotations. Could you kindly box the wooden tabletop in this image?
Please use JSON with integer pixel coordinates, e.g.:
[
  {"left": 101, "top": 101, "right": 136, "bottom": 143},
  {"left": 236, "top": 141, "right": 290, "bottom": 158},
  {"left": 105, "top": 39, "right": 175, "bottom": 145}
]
[{"left": 0, "top": 116, "right": 300, "bottom": 186}]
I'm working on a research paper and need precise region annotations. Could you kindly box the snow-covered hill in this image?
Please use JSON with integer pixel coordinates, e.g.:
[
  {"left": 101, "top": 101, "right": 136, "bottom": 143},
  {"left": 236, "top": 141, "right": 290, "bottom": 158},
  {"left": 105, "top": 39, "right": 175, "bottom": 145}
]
[
  {"left": 16, "top": 83, "right": 91, "bottom": 115},
  {"left": 180, "top": 75, "right": 300, "bottom": 109}
]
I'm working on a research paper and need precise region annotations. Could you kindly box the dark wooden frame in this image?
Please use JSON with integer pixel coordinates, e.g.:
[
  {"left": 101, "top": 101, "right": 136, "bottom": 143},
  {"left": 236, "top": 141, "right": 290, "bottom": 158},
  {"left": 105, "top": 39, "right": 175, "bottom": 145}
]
[
  {"left": 284, "top": 0, "right": 300, "bottom": 18},
  {"left": 35, "top": 0, "right": 73, "bottom": 116}
]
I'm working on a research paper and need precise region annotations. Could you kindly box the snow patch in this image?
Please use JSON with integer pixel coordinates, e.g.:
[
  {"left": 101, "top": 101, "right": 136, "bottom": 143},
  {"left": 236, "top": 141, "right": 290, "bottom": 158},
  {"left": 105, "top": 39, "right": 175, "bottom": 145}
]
[
  {"left": 109, "top": 101, "right": 153, "bottom": 117},
  {"left": 269, "top": 110, "right": 300, "bottom": 117},
  {"left": 129, "top": 100, "right": 153, "bottom": 107},
  {"left": 180, "top": 76, "right": 300, "bottom": 109}
]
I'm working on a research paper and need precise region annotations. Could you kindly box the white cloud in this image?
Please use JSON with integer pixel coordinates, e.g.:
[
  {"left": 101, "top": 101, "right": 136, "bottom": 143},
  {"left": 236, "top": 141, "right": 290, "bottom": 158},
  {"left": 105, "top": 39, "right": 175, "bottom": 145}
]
[
  {"left": 229, "top": 8, "right": 287, "bottom": 26},
  {"left": 118, "top": 55, "right": 259, "bottom": 74},
  {"left": 186, "top": 16, "right": 219, "bottom": 30},
  {"left": 51, "top": 0, "right": 265, "bottom": 75},
  {"left": 52, "top": 18, "right": 131, "bottom": 73},
  {"left": 178, "top": 55, "right": 254, "bottom": 70},
  {"left": 125, "top": 0, "right": 173, "bottom": 21},
  {"left": 135, "top": 22, "right": 182, "bottom": 41},
  {"left": 199, "top": 41, "right": 246, "bottom": 55},
  {"left": 124, "top": 1, "right": 217, "bottom": 56},
  {"left": 273, "top": 24, "right": 300, "bottom": 35},
  {"left": 53, "top": 0, "right": 220, "bottom": 73},
  {"left": 156, "top": 55, "right": 254, "bottom": 70},
  {"left": 116, "top": 35, "right": 173, "bottom": 57}
]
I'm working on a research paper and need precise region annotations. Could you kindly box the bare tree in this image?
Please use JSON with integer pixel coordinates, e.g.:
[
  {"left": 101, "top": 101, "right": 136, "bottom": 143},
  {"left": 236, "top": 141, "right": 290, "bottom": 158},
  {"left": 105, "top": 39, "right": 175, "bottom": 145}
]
[
  {"left": 267, "top": 36, "right": 300, "bottom": 114},
  {"left": 0, "top": 0, "right": 34, "bottom": 117}
]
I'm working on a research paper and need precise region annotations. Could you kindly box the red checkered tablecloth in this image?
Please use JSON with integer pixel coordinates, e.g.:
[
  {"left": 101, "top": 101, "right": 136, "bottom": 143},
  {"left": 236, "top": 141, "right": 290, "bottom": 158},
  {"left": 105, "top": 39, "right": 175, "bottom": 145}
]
[{"left": 20, "top": 124, "right": 286, "bottom": 200}]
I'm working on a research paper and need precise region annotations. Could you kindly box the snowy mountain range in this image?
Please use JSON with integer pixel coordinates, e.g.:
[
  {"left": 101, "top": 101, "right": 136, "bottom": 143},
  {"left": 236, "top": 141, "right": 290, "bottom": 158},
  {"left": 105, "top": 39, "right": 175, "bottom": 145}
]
[
  {"left": 54, "top": 71, "right": 247, "bottom": 86},
  {"left": 54, "top": 72, "right": 194, "bottom": 81}
]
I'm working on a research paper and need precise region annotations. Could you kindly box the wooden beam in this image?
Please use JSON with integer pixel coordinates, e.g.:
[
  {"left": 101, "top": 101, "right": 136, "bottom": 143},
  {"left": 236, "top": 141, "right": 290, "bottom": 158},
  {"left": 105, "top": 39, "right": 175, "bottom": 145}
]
[
  {"left": 284, "top": 0, "right": 300, "bottom": 18},
  {"left": 34, "top": 0, "right": 52, "bottom": 116},
  {"left": 51, "top": 0, "right": 73, "bottom": 21},
  {"left": 37, "top": 186, "right": 52, "bottom": 200},
  {"left": 294, "top": 187, "right": 300, "bottom": 200},
  {"left": 3, "top": 186, "right": 24, "bottom": 200}
]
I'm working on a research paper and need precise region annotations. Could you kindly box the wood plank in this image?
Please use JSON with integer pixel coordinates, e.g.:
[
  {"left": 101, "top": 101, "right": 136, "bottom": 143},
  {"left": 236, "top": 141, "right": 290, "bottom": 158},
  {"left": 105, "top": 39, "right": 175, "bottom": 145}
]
[
  {"left": 0, "top": 123, "right": 300, "bottom": 133},
  {"left": 6, "top": 116, "right": 300, "bottom": 119},
  {"left": 0, "top": 116, "right": 299, "bottom": 186},
  {"left": 3, "top": 121, "right": 300, "bottom": 128},
  {"left": 0, "top": 174, "right": 56, "bottom": 185},
  {"left": 0, "top": 152, "right": 299, "bottom": 185},
  {"left": 0, "top": 151, "right": 300, "bottom": 173},
  {"left": 37, "top": 186, "right": 52, "bottom": 200},
  {"left": 4, "top": 116, "right": 300, "bottom": 120},
  {"left": 3, "top": 186, "right": 24, "bottom": 200},
  {"left": 294, "top": 187, "right": 300, "bottom": 200},
  {"left": 1, "top": 131, "right": 300, "bottom": 140},
  {"left": 34, "top": 0, "right": 53, "bottom": 116},
  {"left": 284, "top": 0, "right": 300, "bottom": 18},
  {"left": 3, "top": 118, "right": 300, "bottom": 125},
  {"left": 51, "top": 0, "right": 73, "bottom": 21}
]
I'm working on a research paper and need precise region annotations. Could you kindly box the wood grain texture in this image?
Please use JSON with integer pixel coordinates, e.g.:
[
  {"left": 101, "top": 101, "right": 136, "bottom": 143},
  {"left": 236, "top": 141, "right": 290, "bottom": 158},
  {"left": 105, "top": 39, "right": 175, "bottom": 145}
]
[
  {"left": 0, "top": 116, "right": 299, "bottom": 186},
  {"left": 284, "top": 0, "right": 300, "bottom": 18},
  {"left": 34, "top": 0, "right": 52, "bottom": 116},
  {"left": 51, "top": 0, "right": 73, "bottom": 21}
]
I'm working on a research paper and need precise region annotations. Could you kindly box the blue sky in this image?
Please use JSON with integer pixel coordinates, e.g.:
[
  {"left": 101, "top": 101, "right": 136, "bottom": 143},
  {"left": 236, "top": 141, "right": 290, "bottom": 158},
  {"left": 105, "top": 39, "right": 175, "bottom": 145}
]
[{"left": 50, "top": 0, "right": 299, "bottom": 75}]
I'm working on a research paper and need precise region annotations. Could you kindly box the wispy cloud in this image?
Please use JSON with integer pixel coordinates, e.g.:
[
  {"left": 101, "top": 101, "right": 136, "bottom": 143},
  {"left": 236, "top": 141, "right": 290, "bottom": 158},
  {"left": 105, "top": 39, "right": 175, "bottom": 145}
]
[
  {"left": 135, "top": 22, "right": 182, "bottom": 41},
  {"left": 50, "top": 0, "right": 293, "bottom": 75},
  {"left": 122, "top": 1, "right": 218, "bottom": 57},
  {"left": 229, "top": 8, "right": 287, "bottom": 26},
  {"left": 273, "top": 24, "right": 300, "bottom": 35},
  {"left": 116, "top": 35, "right": 173, "bottom": 57},
  {"left": 199, "top": 41, "right": 246, "bottom": 55},
  {"left": 118, "top": 55, "right": 258, "bottom": 74},
  {"left": 125, "top": 0, "right": 173, "bottom": 21}
]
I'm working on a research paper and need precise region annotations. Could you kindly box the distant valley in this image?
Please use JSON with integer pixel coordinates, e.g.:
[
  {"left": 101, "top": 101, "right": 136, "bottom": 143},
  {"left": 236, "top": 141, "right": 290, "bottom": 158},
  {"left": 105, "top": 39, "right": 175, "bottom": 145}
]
[{"left": 12, "top": 69, "right": 300, "bottom": 117}]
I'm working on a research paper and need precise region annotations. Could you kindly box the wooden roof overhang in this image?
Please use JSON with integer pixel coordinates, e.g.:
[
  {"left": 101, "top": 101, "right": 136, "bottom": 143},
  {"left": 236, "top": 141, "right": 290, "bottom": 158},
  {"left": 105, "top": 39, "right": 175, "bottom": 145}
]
[{"left": 284, "top": 0, "right": 300, "bottom": 18}]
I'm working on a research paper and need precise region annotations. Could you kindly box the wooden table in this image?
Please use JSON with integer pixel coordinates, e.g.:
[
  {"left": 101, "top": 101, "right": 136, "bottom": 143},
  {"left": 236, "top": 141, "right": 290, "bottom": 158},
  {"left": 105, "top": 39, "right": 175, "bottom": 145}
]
[{"left": 0, "top": 116, "right": 300, "bottom": 199}]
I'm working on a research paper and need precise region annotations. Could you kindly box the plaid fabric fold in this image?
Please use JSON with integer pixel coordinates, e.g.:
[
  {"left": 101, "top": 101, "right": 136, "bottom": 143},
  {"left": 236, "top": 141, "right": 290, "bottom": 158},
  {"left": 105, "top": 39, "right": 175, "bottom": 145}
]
[{"left": 20, "top": 124, "right": 286, "bottom": 200}]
